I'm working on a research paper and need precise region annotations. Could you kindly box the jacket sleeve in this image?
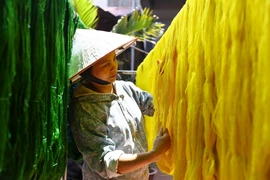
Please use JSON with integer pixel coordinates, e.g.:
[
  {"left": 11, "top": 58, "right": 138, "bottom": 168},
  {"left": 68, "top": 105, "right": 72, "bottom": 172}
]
[
  {"left": 123, "top": 81, "right": 155, "bottom": 116},
  {"left": 70, "top": 99, "right": 124, "bottom": 178}
]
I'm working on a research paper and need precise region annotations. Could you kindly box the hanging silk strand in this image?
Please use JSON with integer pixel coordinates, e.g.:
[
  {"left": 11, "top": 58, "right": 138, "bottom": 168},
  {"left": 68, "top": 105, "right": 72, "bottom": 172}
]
[
  {"left": 0, "top": 0, "right": 76, "bottom": 179},
  {"left": 136, "top": 0, "right": 270, "bottom": 179}
]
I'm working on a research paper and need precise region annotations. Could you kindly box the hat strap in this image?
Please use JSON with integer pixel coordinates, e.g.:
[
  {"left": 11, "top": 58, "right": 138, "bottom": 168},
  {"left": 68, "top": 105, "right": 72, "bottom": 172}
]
[{"left": 83, "top": 75, "right": 112, "bottom": 85}]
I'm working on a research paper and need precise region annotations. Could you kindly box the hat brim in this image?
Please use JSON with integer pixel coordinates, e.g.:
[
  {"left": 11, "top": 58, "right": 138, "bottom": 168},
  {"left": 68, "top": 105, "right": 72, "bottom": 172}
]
[{"left": 69, "top": 29, "right": 137, "bottom": 84}]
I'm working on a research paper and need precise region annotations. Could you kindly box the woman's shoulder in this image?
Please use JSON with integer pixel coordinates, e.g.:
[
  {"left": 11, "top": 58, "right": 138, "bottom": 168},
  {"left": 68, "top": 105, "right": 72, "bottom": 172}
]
[
  {"left": 115, "top": 80, "right": 136, "bottom": 89},
  {"left": 71, "top": 84, "right": 117, "bottom": 104},
  {"left": 74, "top": 84, "right": 99, "bottom": 97}
]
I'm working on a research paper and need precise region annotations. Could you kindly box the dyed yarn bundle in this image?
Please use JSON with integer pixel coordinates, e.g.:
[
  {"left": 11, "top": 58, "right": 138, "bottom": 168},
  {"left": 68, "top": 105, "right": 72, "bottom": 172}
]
[
  {"left": 136, "top": 0, "right": 270, "bottom": 179},
  {"left": 0, "top": 1, "right": 76, "bottom": 179}
]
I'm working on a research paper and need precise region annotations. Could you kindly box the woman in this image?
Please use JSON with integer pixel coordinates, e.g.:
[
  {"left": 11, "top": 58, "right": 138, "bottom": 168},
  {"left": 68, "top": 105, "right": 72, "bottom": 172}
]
[{"left": 69, "top": 29, "right": 171, "bottom": 179}]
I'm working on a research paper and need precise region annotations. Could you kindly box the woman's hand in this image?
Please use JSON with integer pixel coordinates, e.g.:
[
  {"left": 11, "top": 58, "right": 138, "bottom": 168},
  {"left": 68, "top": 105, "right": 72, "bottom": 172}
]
[
  {"left": 117, "top": 127, "right": 171, "bottom": 174},
  {"left": 151, "top": 127, "right": 171, "bottom": 161}
]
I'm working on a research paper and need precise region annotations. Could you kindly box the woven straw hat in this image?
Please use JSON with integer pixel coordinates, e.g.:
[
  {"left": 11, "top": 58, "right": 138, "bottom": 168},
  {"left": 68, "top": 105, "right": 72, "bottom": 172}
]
[{"left": 69, "top": 28, "right": 137, "bottom": 84}]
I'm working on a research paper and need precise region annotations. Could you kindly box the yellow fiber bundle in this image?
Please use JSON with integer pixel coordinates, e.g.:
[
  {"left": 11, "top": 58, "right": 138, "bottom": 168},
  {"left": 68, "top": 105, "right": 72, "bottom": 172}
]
[{"left": 136, "top": 0, "right": 270, "bottom": 179}]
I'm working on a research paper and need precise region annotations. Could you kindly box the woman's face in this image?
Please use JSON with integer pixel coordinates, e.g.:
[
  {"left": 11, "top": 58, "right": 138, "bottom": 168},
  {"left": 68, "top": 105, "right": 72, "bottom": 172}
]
[{"left": 90, "top": 51, "right": 118, "bottom": 83}]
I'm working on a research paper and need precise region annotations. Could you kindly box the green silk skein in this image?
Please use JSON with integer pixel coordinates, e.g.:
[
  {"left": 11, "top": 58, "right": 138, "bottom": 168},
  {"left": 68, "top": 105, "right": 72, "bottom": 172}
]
[{"left": 0, "top": 0, "right": 77, "bottom": 179}]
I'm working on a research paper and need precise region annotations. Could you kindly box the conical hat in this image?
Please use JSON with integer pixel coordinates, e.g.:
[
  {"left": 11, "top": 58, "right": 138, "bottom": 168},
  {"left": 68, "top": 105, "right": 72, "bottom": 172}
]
[{"left": 69, "top": 29, "right": 137, "bottom": 84}]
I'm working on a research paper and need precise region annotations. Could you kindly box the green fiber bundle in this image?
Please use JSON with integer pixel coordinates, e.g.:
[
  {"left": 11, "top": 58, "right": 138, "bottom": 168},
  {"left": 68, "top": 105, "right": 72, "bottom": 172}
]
[{"left": 0, "top": 0, "right": 76, "bottom": 179}]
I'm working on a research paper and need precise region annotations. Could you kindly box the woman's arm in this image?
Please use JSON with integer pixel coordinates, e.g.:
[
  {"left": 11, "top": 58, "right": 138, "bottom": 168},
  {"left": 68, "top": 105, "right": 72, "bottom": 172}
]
[
  {"left": 117, "top": 128, "right": 171, "bottom": 174},
  {"left": 123, "top": 81, "right": 155, "bottom": 116}
]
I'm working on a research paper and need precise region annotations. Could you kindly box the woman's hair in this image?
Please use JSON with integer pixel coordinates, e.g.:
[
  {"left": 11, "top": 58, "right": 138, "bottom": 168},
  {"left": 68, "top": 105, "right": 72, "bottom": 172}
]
[{"left": 81, "top": 67, "right": 92, "bottom": 78}]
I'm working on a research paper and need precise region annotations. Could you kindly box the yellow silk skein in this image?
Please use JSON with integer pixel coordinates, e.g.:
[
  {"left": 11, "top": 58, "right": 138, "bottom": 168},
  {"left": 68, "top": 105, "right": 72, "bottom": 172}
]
[{"left": 136, "top": 0, "right": 270, "bottom": 179}]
